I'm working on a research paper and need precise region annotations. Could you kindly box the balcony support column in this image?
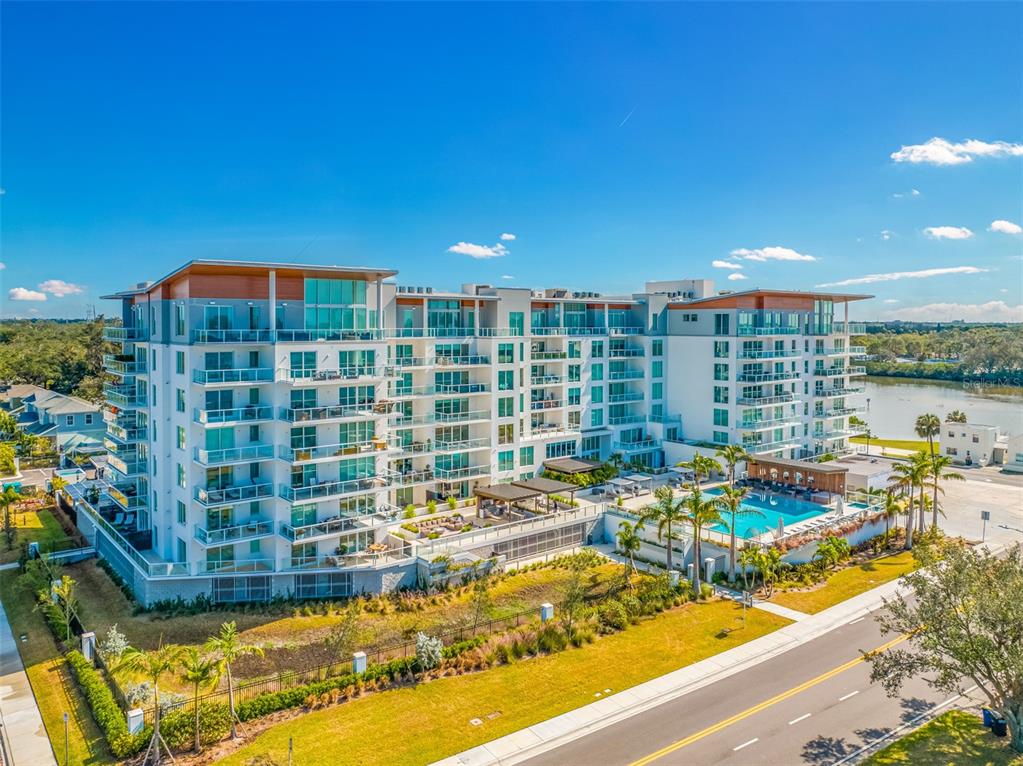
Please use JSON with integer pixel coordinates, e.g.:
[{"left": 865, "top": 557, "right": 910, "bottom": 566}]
[{"left": 269, "top": 269, "right": 277, "bottom": 330}]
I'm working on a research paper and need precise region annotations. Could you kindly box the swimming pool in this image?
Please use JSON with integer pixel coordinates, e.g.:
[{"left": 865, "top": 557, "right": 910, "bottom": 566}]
[{"left": 704, "top": 487, "right": 830, "bottom": 539}]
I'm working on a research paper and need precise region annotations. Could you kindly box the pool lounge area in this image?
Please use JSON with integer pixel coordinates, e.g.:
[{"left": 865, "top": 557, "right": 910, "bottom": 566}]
[{"left": 703, "top": 486, "right": 835, "bottom": 539}]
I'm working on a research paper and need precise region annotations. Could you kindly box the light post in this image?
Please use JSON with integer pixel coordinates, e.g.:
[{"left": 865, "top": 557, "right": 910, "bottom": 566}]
[{"left": 63, "top": 711, "right": 69, "bottom": 766}]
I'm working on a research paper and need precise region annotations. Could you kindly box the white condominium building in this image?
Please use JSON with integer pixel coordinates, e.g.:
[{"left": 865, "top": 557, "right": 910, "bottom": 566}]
[{"left": 76, "top": 260, "right": 868, "bottom": 604}]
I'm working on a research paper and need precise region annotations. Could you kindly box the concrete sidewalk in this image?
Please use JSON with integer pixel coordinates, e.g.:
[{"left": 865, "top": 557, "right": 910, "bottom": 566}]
[
  {"left": 434, "top": 577, "right": 909, "bottom": 766},
  {"left": 0, "top": 582, "right": 58, "bottom": 766}
]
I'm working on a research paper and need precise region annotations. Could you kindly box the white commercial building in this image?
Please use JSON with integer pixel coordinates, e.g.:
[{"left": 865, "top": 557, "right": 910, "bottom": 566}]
[{"left": 942, "top": 422, "right": 1002, "bottom": 466}]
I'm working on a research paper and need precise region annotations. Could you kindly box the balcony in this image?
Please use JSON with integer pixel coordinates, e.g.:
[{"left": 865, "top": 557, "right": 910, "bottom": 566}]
[
  {"left": 433, "top": 355, "right": 490, "bottom": 367},
  {"left": 102, "top": 326, "right": 146, "bottom": 342},
  {"left": 278, "top": 366, "right": 388, "bottom": 385},
  {"left": 434, "top": 409, "right": 489, "bottom": 424},
  {"left": 814, "top": 367, "right": 853, "bottom": 377},
  {"left": 387, "top": 357, "right": 431, "bottom": 370},
  {"left": 193, "top": 518, "right": 275, "bottom": 547},
  {"left": 833, "top": 322, "right": 867, "bottom": 335},
  {"left": 434, "top": 464, "right": 489, "bottom": 481},
  {"left": 736, "top": 393, "right": 795, "bottom": 406},
  {"left": 609, "top": 348, "right": 644, "bottom": 357},
  {"left": 647, "top": 413, "right": 682, "bottom": 424},
  {"left": 108, "top": 483, "right": 148, "bottom": 511},
  {"left": 814, "top": 429, "right": 859, "bottom": 441},
  {"left": 849, "top": 345, "right": 867, "bottom": 356},
  {"left": 737, "top": 326, "right": 801, "bottom": 336},
  {"left": 278, "top": 439, "right": 391, "bottom": 463},
  {"left": 608, "top": 392, "right": 644, "bottom": 403},
  {"left": 614, "top": 438, "right": 661, "bottom": 452},
  {"left": 383, "top": 327, "right": 477, "bottom": 339},
  {"left": 815, "top": 387, "right": 865, "bottom": 398},
  {"left": 107, "top": 454, "right": 147, "bottom": 478},
  {"left": 815, "top": 406, "right": 865, "bottom": 418},
  {"left": 280, "top": 549, "right": 412, "bottom": 572},
  {"left": 814, "top": 347, "right": 852, "bottom": 357},
  {"left": 737, "top": 416, "right": 801, "bottom": 430},
  {"left": 435, "top": 437, "right": 490, "bottom": 452},
  {"left": 609, "top": 327, "right": 643, "bottom": 336},
  {"left": 280, "top": 403, "right": 383, "bottom": 424},
  {"left": 391, "top": 412, "right": 437, "bottom": 427},
  {"left": 392, "top": 468, "right": 435, "bottom": 486},
  {"left": 608, "top": 369, "right": 644, "bottom": 380},
  {"left": 194, "top": 405, "right": 274, "bottom": 426},
  {"left": 193, "top": 368, "right": 274, "bottom": 385},
  {"left": 391, "top": 441, "right": 435, "bottom": 458},
  {"left": 191, "top": 329, "right": 274, "bottom": 344},
  {"left": 737, "top": 348, "right": 800, "bottom": 360},
  {"left": 736, "top": 371, "right": 800, "bottom": 383},
  {"left": 103, "top": 355, "right": 147, "bottom": 376},
  {"left": 530, "top": 399, "right": 564, "bottom": 411},
  {"left": 388, "top": 383, "right": 490, "bottom": 398},
  {"left": 106, "top": 421, "right": 147, "bottom": 444},
  {"left": 531, "top": 327, "right": 608, "bottom": 337},
  {"left": 281, "top": 474, "right": 392, "bottom": 503},
  {"left": 193, "top": 443, "right": 275, "bottom": 467},
  {"left": 275, "top": 328, "right": 383, "bottom": 343},
  {"left": 194, "top": 481, "right": 274, "bottom": 507},
  {"left": 280, "top": 510, "right": 398, "bottom": 543},
  {"left": 196, "top": 558, "right": 276, "bottom": 575},
  {"left": 105, "top": 384, "right": 147, "bottom": 409},
  {"left": 609, "top": 414, "right": 646, "bottom": 425},
  {"left": 744, "top": 438, "right": 802, "bottom": 454},
  {"left": 530, "top": 350, "right": 568, "bottom": 360},
  {"left": 530, "top": 375, "right": 564, "bottom": 385}
]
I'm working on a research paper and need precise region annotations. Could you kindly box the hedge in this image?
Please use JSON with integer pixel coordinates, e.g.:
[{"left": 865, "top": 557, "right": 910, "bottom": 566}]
[
  {"left": 160, "top": 702, "right": 232, "bottom": 751},
  {"left": 66, "top": 650, "right": 149, "bottom": 758}
]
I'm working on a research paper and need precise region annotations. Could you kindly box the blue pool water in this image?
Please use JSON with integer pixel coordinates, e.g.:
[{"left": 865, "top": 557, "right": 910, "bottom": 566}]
[{"left": 704, "top": 487, "right": 830, "bottom": 539}]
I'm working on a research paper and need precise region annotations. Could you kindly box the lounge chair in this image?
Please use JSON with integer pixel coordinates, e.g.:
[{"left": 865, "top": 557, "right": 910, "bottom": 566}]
[{"left": 112, "top": 512, "right": 125, "bottom": 526}]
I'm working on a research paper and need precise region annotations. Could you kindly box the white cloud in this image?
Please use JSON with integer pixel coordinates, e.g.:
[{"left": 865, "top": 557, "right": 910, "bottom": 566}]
[
  {"left": 990, "top": 219, "right": 1022, "bottom": 235},
  {"left": 881, "top": 230, "right": 894, "bottom": 241},
  {"left": 711, "top": 259, "right": 743, "bottom": 270},
  {"left": 499, "top": 233, "right": 516, "bottom": 241},
  {"left": 39, "top": 279, "right": 84, "bottom": 297},
  {"left": 816, "top": 266, "right": 987, "bottom": 288},
  {"left": 892, "top": 189, "right": 921, "bottom": 199},
  {"left": 447, "top": 241, "right": 509, "bottom": 259},
  {"left": 923, "top": 226, "right": 973, "bottom": 240},
  {"left": 0, "top": 262, "right": 5, "bottom": 270},
  {"left": 500, "top": 275, "right": 515, "bottom": 280},
  {"left": 8, "top": 287, "right": 47, "bottom": 301},
  {"left": 882, "top": 301, "right": 1023, "bottom": 323},
  {"left": 727, "top": 273, "right": 748, "bottom": 281},
  {"left": 883, "top": 299, "right": 900, "bottom": 304},
  {"left": 891, "top": 137, "right": 1023, "bottom": 165},
  {"left": 730, "top": 246, "right": 816, "bottom": 262}
]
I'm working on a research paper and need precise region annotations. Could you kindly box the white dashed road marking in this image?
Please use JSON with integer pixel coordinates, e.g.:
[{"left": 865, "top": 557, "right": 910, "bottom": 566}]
[
  {"left": 839, "top": 690, "right": 860, "bottom": 701},
  {"left": 733, "top": 738, "right": 759, "bottom": 751},
  {"left": 788, "top": 713, "right": 812, "bottom": 725}
]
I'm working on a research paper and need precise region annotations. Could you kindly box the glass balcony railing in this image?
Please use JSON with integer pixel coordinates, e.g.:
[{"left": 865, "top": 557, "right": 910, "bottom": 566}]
[
  {"left": 392, "top": 468, "right": 435, "bottom": 486},
  {"left": 387, "top": 383, "right": 490, "bottom": 398},
  {"left": 278, "top": 366, "right": 388, "bottom": 384},
  {"left": 195, "top": 558, "right": 275, "bottom": 574},
  {"left": 194, "top": 481, "right": 274, "bottom": 507},
  {"left": 192, "top": 329, "right": 274, "bottom": 344},
  {"left": 737, "top": 326, "right": 801, "bottom": 336},
  {"left": 609, "top": 347, "right": 645, "bottom": 357},
  {"left": 105, "top": 385, "right": 147, "bottom": 409},
  {"left": 744, "top": 438, "right": 802, "bottom": 454},
  {"left": 530, "top": 350, "right": 568, "bottom": 360},
  {"left": 736, "top": 371, "right": 800, "bottom": 383},
  {"left": 278, "top": 440, "right": 391, "bottom": 463},
  {"left": 433, "top": 409, "right": 489, "bottom": 423},
  {"left": 608, "top": 392, "right": 644, "bottom": 403},
  {"left": 613, "top": 438, "right": 661, "bottom": 452},
  {"left": 193, "top": 444, "right": 274, "bottom": 466},
  {"left": 280, "top": 512, "right": 394, "bottom": 543},
  {"left": 434, "top": 437, "right": 491, "bottom": 452},
  {"left": 608, "top": 369, "right": 644, "bottom": 380},
  {"left": 193, "top": 368, "right": 274, "bottom": 385},
  {"left": 530, "top": 399, "right": 564, "bottom": 411},
  {"left": 434, "top": 465, "right": 489, "bottom": 481},
  {"left": 737, "top": 415, "right": 801, "bottom": 430},
  {"left": 280, "top": 474, "right": 392, "bottom": 503},
  {"left": 833, "top": 322, "right": 867, "bottom": 335},
  {"left": 432, "top": 355, "right": 490, "bottom": 367},
  {"left": 815, "top": 406, "right": 865, "bottom": 418},
  {"left": 737, "top": 348, "right": 800, "bottom": 359},
  {"left": 814, "top": 386, "right": 865, "bottom": 398},
  {"left": 390, "top": 412, "right": 438, "bottom": 427},
  {"left": 108, "top": 483, "right": 148, "bottom": 511},
  {"left": 193, "top": 405, "right": 274, "bottom": 425},
  {"left": 279, "top": 403, "right": 382, "bottom": 423},
  {"left": 609, "top": 414, "right": 646, "bottom": 425},
  {"left": 106, "top": 421, "right": 147, "bottom": 444},
  {"left": 530, "top": 375, "right": 564, "bottom": 385},
  {"left": 108, "top": 454, "right": 147, "bottom": 477},
  {"left": 102, "top": 326, "right": 147, "bottom": 342},
  {"left": 103, "top": 355, "right": 148, "bottom": 376},
  {"left": 275, "top": 328, "right": 383, "bottom": 342},
  {"left": 193, "top": 518, "right": 274, "bottom": 547},
  {"left": 736, "top": 393, "right": 796, "bottom": 406}
]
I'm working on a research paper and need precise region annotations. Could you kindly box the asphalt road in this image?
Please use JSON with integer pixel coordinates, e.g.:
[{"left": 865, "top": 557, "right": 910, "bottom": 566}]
[{"left": 523, "top": 614, "right": 947, "bottom": 766}]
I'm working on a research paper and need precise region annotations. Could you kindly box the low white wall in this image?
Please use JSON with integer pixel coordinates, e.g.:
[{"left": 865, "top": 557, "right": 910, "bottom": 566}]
[{"left": 781, "top": 516, "right": 889, "bottom": 565}]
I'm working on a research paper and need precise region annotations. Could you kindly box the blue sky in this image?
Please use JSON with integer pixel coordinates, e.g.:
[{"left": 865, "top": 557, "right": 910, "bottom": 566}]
[{"left": 2, "top": 2, "right": 1021, "bottom": 322}]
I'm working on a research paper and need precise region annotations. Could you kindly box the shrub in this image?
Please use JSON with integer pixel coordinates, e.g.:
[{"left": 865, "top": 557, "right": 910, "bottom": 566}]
[
  {"left": 536, "top": 625, "right": 568, "bottom": 653},
  {"left": 403, "top": 505, "right": 416, "bottom": 519},
  {"left": 596, "top": 600, "right": 629, "bottom": 633},
  {"left": 416, "top": 632, "right": 443, "bottom": 671},
  {"left": 446, "top": 496, "right": 458, "bottom": 511},
  {"left": 426, "top": 499, "right": 438, "bottom": 514},
  {"left": 160, "top": 702, "right": 231, "bottom": 751},
  {"left": 66, "top": 650, "right": 148, "bottom": 757},
  {"left": 699, "top": 583, "right": 714, "bottom": 600}
]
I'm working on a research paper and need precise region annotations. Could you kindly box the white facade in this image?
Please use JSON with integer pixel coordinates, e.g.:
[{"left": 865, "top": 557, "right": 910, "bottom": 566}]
[{"left": 942, "top": 422, "right": 1001, "bottom": 466}]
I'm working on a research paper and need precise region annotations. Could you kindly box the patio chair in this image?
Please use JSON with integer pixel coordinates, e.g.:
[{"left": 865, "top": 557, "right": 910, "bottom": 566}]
[
  {"left": 112, "top": 512, "right": 125, "bottom": 526},
  {"left": 124, "top": 513, "right": 135, "bottom": 526}
]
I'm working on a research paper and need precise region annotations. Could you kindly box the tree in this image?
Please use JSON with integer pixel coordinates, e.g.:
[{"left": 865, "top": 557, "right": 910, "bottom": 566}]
[
  {"left": 880, "top": 488, "right": 903, "bottom": 545},
  {"left": 43, "top": 574, "right": 79, "bottom": 641},
  {"left": 559, "top": 564, "right": 587, "bottom": 637},
  {"left": 677, "top": 451, "right": 718, "bottom": 485},
  {"left": 865, "top": 540, "right": 1023, "bottom": 753},
  {"left": 0, "top": 443, "right": 16, "bottom": 476},
  {"left": 323, "top": 604, "right": 360, "bottom": 669},
  {"left": 712, "top": 486, "right": 763, "bottom": 583},
  {"left": 915, "top": 412, "right": 941, "bottom": 466},
  {"left": 755, "top": 547, "right": 785, "bottom": 597},
  {"left": 737, "top": 545, "right": 759, "bottom": 591},
  {"left": 615, "top": 520, "right": 642, "bottom": 579},
  {"left": 640, "top": 486, "right": 687, "bottom": 573},
  {"left": 682, "top": 485, "right": 723, "bottom": 593},
  {"left": 891, "top": 453, "right": 928, "bottom": 550},
  {"left": 945, "top": 410, "right": 967, "bottom": 423},
  {"left": 0, "top": 485, "right": 19, "bottom": 550},
  {"left": 415, "top": 632, "right": 443, "bottom": 675},
  {"left": 926, "top": 454, "right": 965, "bottom": 531},
  {"left": 49, "top": 475, "right": 68, "bottom": 499},
  {"left": 178, "top": 647, "right": 221, "bottom": 754},
  {"left": 115, "top": 642, "right": 187, "bottom": 765},
  {"left": 205, "top": 621, "right": 264, "bottom": 739},
  {"left": 813, "top": 536, "right": 851, "bottom": 572},
  {"left": 715, "top": 444, "right": 750, "bottom": 488},
  {"left": 469, "top": 571, "right": 493, "bottom": 631}
]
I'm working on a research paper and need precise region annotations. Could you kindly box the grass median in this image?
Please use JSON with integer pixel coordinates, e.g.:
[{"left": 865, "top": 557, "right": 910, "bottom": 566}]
[
  {"left": 850, "top": 436, "right": 934, "bottom": 453},
  {"left": 863, "top": 709, "right": 1023, "bottom": 766},
  {"left": 219, "top": 599, "right": 791, "bottom": 766},
  {"left": 770, "top": 551, "right": 916, "bottom": 614}
]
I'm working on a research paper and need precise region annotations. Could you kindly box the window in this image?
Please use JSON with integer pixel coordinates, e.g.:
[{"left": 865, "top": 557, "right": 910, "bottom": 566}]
[
  {"left": 713, "top": 408, "right": 728, "bottom": 427},
  {"left": 498, "top": 423, "right": 514, "bottom": 445},
  {"left": 714, "top": 313, "right": 730, "bottom": 335},
  {"left": 498, "top": 450, "right": 515, "bottom": 471},
  {"left": 591, "top": 363, "right": 603, "bottom": 381},
  {"left": 568, "top": 341, "right": 582, "bottom": 359},
  {"left": 498, "top": 370, "right": 514, "bottom": 391},
  {"left": 509, "top": 312, "right": 525, "bottom": 336},
  {"left": 652, "top": 382, "right": 663, "bottom": 400},
  {"left": 498, "top": 397, "right": 514, "bottom": 417},
  {"left": 174, "top": 304, "right": 185, "bottom": 336},
  {"left": 177, "top": 501, "right": 186, "bottom": 526},
  {"left": 65, "top": 415, "right": 74, "bottom": 426},
  {"left": 303, "top": 278, "right": 371, "bottom": 331},
  {"left": 592, "top": 341, "right": 604, "bottom": 358},
  {"left": 176, "top": 463, "right": 186, "bottom": 489},
  {"left": 652, "top": 361, "right": 663, "bottom": 378},
  {"left": 568, "top": 365, "right": 581, "bottom": 382},
  {"left": 591, "top": 408, "right": 604, "bottom": 427},
  {"left": 546, "top": 440, "right": 576, "bottom": 459},
  {"left": 568, "top": 411, "right": 580, "bottom": 429},
  {"left": 714, "top": 363, "right": 729, "bottom": 381},
  {"left": 176, "top": 351, "right": 185, "bottom": 375},
  {"left": 519, "top": 446, "right": 534, "bottom": 466},
  {"left": 498, "top": 344, "right": 514, "bottom": 364},
  {"left": 713, "top": 341, "right": 729, "bottom": 358},
  {"left": 591, "top": 386, "right": 604, "bottom": 404},
  {"left": 568, "top": 387, "right": 581, "bottom": 406},
  {"left": 84, "top": 413, "right": 94, "bottom": 425},
  {"left": 652, "top": 340, "right": 663, "bottom": 356},
  {"left": 714, "top": 386, "right": 729, "bottom": 404},
  {"left": 713, "top": 431, "right": 729, "bottom": 444},
  {"left": 176, "top": 426, "right": 186, "bottom": 450},
  {"left": 176, "top": 388, "right": 186, "bottom": 412}
]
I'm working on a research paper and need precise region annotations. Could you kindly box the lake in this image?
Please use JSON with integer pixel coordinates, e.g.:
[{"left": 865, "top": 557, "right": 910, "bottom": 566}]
[{"left": 861, "top": 376, "right": 1023, "bottom": 440}]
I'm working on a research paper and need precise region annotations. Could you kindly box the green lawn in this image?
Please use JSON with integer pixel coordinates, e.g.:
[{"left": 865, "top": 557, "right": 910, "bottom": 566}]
[
  {"left": 864, "top": 710, "right": 1023, "bottom": 766},
  {"left": 851, "top": 436, "right": 934, "bottom": 453},
  {"left": 0, "top": 566, "right": 113, "bottom": 765},
  {"left": 221, "top": 600, "right": 791, "bottom": 766},
  {"left": 1, "top": 507, "right": 67, "bottom": 564},
  {"left": 770, "top": 551, "right": 917, "bottom": 614}
]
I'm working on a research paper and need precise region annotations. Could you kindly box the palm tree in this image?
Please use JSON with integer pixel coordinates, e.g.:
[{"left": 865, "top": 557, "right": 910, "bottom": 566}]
[
  {"left": 677, "top": 451, "right": 719, "bottom": 486},
  {"left": 945, "top": 410, "right": 967, "bottom": 423},
  {"left": 712, "top": 486, "right": 764, "bottom": 583},
  {"left": 915, "top": 412, "right": 941, "bottom": 464},
  {"left": 640, "top": 486, "right": 687, "bottom": 574},
  {"left": 615, "top": 520, "right": 642, "bottom": 580},
  {"left": 178, "top": 647, "right": 221, "bottom": 754},
  {"left": 881, "top": 488, "right": 903, "bottom": 546},
  {"left": 115, "top": 642, "right": 187, "bottom": 765},
  {"left": 0, "top": 485, "right": 21, "bottom": 551},
  {"left": 682, "top": 485, "right": 724, "bottom": 593},
  {"left": 49, "top": 475, "right": 68, "bottom": 499},
  {"left": 205, "top": 621, "right": 264, "bottom": 739},
  {"left": 755, "top": 547, "right": 785, "bottom": 597},
  {"left": 926, "top": 454, "right": 965, "bottom": 531},
  {"left": 737, "top": 545, "right": 759, "bottom": 591},
  {"left": 891, "top": 453, "right": 928, "bottom": 550},
  {"left": 715, "top": 444, "right": 750, "bottom": 488}
]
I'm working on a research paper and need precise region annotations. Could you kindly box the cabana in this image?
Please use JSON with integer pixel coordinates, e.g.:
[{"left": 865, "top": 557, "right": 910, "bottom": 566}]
[
  {"left": 746, "top": 456, "right": 847, "bottom": 498},
  {"left": 543, "top": 457, "right": 604, "bottom": 476},
  {"left": 606, "top": 477, "right": 635, "bottom": 497},
  {"left": 511, "top": 476, "right": 578, "bottom": 511},
  {"left": 624, "top": 473, "right": 653, "bottom": 495},
  {"left": 474, "top": 483, "right": 541, "bottom": 518}
]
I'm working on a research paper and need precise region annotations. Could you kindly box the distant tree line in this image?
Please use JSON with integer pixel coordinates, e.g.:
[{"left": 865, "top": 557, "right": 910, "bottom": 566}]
[{"left": 0, "top": 319, "right": 113, "bottom": 402}]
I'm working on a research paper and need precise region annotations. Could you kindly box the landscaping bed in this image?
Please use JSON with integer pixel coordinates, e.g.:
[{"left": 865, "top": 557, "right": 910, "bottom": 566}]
[
  {"left": 770, "top": 550, "right": 917, "bottom": 614},
  {"left": 863, "top": 709, "right": 1023, "bottom": 766}
]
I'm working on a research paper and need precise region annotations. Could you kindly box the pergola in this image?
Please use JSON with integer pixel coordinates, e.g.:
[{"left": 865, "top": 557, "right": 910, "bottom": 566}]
[
  {"left": 543, "top": 457, "right": 604, "bottom": 476},
  {"left": 474, "top": 483, "right": 541, "bottom": 518},
  {"left": 747, "top": 456, "right": 848, "bottom": 495},
  {"left": 624, "top": 473, "right": 654, "bottom": 495},
  {"left": 511, "top": 477, "right": 578, "bottom": 511}
]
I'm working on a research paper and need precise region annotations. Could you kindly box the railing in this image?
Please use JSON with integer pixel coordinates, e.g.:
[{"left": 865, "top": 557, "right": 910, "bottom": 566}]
[
  {"left": 106, "top": 422, "right": 147, "bottom": 443},
  {"left": 194, "top": 481, "right": 274, "bottom": 506},
  {"left": 609, "top": 327, "right": 644, "bottom": 336},
  {"left": 102, "top": 326, "right": 146, "bottom": 342},
  {"left": 435, "top": 437, "right": 491, "bottom": 452},
  {"left": 614, "top": 439, "right": 660, "bottom": 452},
  {"left": 848, "top": 345, "right": 867, "bottom": 356},
  {"left": 277, "top": 366, "right": 388, "bottom": 384},
  {"left": 608, "top": 348, "right": 644, "bottom": 357},
  {"left": 815, "top": 386, "right": 865, "bottom": 397},
  {"left": 737, "top": 326, "right": 801, "bottom": 336},
  {"left": 275, "top": 329, "right": 383, "bottom": 343},
  {"left": 815, "top": 406, "right": 865, "bottom": 418},
  {"left": 104, "top": 385, "right": 147, "bottom": 408},
  {"left": 736, "top": 371, "right": 799, "bottom": 383},
  {"left": 103, "top": 355, "right": 148, "bottom": 375},
  {"left": 281, "top": 549, "right": 412, "bottom": 572},
  {"left": 736, "top": 416, "right": 800, "bottom": 430},
  {"left": 647, "top": 413, "right": 682, "bottom": 424},
  {"left": 434, "top": 465, "right": 489, "bottom": 481},
  {"left": 608, "top": 369, "right": 644, "bottom": 380},
  {"left": 193, "top": 368, "right": 274, "bottom": 384},
  {"left": 531, "top": 351, "right": 568, "bottom": 360},
  {"left": 531, "top": 327, "right": 609, "bottom": 336},
  {"left": 279, "top": 404, "right": 379, "bottom": 423},
  {"left": 279, "top": 440, "right": 390, "bottom": 462},
  {"left": 833, "top": 322, "right": 867, "bottom": 335},
  {"left": 608, "top": 392, "right": 644, "bottom": 403},
  {"left": 391, "top": 412, "right": 438, "bottom": 427},
  {"left": 609, "top": 414, "right": 645, "bottom": 425},
  {"left": 392, "top": 468, "right": 435, "bottom": 486},
  {"left": 280, "top": 475, "right": 391, "bottom": 503},
  {"left": 387, "top": 383, "right": 490, "bottom": 397},
  {"left": 814, "top": 347, "right": 850, "bottom": 356},
  {"left": 193, "top": 444, "right": 274, "bottom": 465},
  {"left": 192, "top": 329, "right": 274, "bottom": 344},
  {"left": 280, "top": 515, "right": 381, "bottom": 543},
  {"left": 107, "top": 454, "right": 147, "bottom": 477},
  {"left": 814, "top": 429, "right": 860, "bottom": 440},
  {"left": 434, "top": 409, "right": 489, "bottom": 423},
  {"left": 736, "top": 393, "right": 795, "bottom": 405},
  {"left": 193, "top": 519, "right": 274, "bottom": 546},
  {"left": 108, "top": 483, "right": 148, "bottom": 510},
  {"left": 737, "top": 348, "right": 799, "bottom": 359},
  {"left": 813, "top": 367, "right": 851, "bottom": 377},
  {"left": 744, "top": 439, "right": 801, "bottom": 454},
  {"left": 195, "top": 558, "right": 275, "bottom": 574},
  {"left": 530, "top": 375, "right": 564, "bottom": 385},
  {"left": 524, "top": 425, "right": 580, "bottom": 439},
  {"left": 530, "top": 399, "right": 564, "bottom": 410},
  {"left": 433, "top": 355, "right": 490, "bottom": 367},
  {"left": 194, "top": 405, "right": 274, "bottom": 424}
]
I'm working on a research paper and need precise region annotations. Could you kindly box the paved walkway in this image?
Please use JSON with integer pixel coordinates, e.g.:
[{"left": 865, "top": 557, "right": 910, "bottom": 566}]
[{"left": 0, "top": 584, "right": 57, "bottom": 766}]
